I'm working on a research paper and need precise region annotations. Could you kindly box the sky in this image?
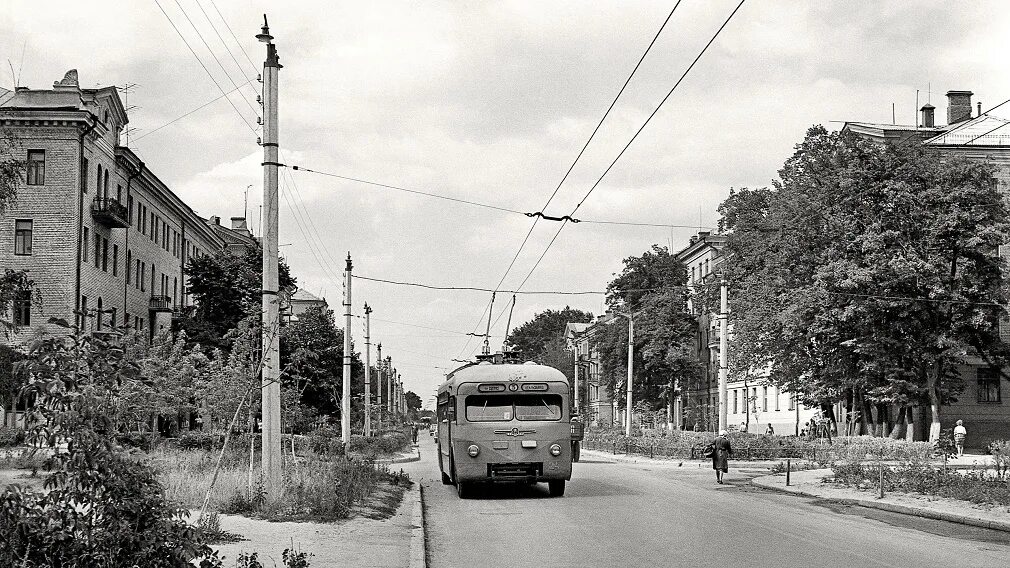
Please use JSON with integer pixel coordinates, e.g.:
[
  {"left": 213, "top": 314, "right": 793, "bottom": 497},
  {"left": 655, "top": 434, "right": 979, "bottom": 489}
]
[{"left": 3, "top": 1, "right": 1009, "bottom": 408}]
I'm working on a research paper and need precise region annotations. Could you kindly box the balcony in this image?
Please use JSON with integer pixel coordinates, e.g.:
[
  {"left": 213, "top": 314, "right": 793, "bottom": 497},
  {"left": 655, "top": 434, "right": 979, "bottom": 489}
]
[
  {"left": 149, "top": 295, "right": 172, "bottom": 312},
  {"left": 91, "top": 197, "right": 130, "bottom": 228}
]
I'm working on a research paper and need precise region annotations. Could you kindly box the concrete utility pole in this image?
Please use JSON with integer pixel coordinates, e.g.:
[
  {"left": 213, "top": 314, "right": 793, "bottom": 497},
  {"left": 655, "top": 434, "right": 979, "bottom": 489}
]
[
  {"left": 573, "top": 353, "right": 580, "bottom": 414},
  {"left": 256, "top": 15, "right": 282, "bottom": 494},
  {"left": 718, "top": 279, "right": 729, "bottom": 433},
  {"left": 376, "top": 343, "right": 383, "bottom": 431},
  {"left": 387, "top": 357, "right": 393, "bottom": 413},
  {"left": 342, "top": 253, "right": 352, "bottom": 450},
  {"left": 364, "top": 303, "right": 372, "bottom": 437},
  {"left": 626, "top": 313, "right": 634, "bottom": 437}
]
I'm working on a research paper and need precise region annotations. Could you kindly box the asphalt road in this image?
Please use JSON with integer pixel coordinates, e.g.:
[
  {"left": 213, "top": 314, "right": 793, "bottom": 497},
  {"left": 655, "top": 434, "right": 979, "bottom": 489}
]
[{"left": 399, "top": 435, "right": 1010, "bottom": 568}]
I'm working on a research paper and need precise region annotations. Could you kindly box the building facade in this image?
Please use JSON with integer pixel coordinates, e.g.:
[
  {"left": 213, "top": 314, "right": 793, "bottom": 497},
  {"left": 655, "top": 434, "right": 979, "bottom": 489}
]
[
  {"left": 565, "top": 319, "right": 614, "bottom": 428},
  {"left": 676, "top": 231, "right": 817, "bottom": 434},
  {"left": 0, "top": 70, "right": 227, "bottom": 348}
]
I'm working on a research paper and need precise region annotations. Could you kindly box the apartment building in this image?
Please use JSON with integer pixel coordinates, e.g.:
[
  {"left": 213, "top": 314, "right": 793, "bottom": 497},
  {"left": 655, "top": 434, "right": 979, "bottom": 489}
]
[{"left": 0, "top": 70, "right": 227, "bottom": 344}]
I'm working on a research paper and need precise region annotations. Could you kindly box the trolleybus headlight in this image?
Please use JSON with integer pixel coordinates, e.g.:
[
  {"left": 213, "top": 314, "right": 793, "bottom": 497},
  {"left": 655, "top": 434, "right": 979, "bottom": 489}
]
[
  {"left": 467, "top": 444, "right": 480, "bottom": 457},
  {"left": 550, "top": 443, "right": 562, "bottom": 456}
]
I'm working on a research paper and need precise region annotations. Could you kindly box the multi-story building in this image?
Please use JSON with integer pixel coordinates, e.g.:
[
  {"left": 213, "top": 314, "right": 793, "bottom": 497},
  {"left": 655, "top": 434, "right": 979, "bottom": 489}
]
[
  {"left": 676, "top": 231, "right": 817, "bottom": 434},
  {"left": 0, "top": 70, "right": 228, "bottom": 348},
  {"left": 844, "top": 89, "right": 1010, "bottom": 445},
  {"left": 565, "top": 319, "right": 614, "bottom": 428}
]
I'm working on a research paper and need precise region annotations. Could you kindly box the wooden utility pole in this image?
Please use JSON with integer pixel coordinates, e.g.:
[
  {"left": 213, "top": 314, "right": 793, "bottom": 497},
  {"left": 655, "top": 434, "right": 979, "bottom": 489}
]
[
  {"left": 256, "top": 15, "right": 282, "bottom": 493},
  {"left": 342, "top": 253, "right": 352, "bottom": 451},
  {"left": 376, "top": 343, "right": 383, "bottom": 431},
  {"left": 364, "top": 303, "right": 372, "bottom": 437}
]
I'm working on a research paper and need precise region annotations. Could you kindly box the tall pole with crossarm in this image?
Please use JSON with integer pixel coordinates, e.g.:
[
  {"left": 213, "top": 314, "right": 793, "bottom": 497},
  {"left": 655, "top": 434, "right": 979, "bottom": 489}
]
[
  {"left": 257, "top": 15, "right": 282, "bottom": 494},
  {"left": 364, "top": 303, "right": 372, "bottom": 437},
  {"left": 342, "top": 253, "right": 353, "bottom": 451}
]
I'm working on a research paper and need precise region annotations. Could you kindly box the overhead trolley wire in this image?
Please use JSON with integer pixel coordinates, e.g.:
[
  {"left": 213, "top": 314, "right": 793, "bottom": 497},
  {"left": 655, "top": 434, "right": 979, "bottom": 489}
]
[
  {"left": 454, "top": 1, "right": 685, "bottom": 361},
  {"left": 152, "top": 0, "right": 259, "bottom": 134},
  {"left": 505, "top": 0, "right": 748, "bottom": 306}
]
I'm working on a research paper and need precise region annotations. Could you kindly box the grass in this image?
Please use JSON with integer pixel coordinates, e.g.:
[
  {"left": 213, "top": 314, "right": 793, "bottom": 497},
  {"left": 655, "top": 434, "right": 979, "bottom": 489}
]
[{"left": 151, "top": 445, "right": 411, "bottom": 523}]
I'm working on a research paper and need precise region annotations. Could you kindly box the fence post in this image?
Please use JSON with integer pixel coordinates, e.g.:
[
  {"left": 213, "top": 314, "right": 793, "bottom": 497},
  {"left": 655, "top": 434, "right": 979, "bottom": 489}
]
[
  {"left": 878, "top": 466, "right": 884, "bottom": 499},
  {"left": 786, "top": 459, "right": 791, "bottom": 486},
  {"left": 612, "top": 441, "right": 617, "bottom": 455}
]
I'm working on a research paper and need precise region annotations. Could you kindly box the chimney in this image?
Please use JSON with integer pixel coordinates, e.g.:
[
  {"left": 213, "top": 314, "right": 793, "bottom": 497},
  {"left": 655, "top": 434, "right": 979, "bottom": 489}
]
[
  {"left": 230, "top": 217, "right": 248, "bottom": 230},
  {"left": 978, "top": 101, "right": 983, "bottom": 117},
  {"left": 946, "top": 90, "right": 973, "bottom": 124},
  {"left": 920, "top": 103, "right": 935, "bottom": 128}
]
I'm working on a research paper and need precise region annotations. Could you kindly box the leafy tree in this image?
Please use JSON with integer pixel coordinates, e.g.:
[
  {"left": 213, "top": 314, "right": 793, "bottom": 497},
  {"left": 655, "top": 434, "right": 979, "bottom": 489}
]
[
  {"left": 118, "top": 330, "right": 208, "bottom": 434},
  {"left": 506, "top": 306, "right": 593, "bottom": 372},
  {"left": 404, "top": 390, "right": 422, "bottom": 417},
  {"left": 597, "top": 245, "right": 699, "bottom": 416},
  {"left": 0, "top": 129, "right": 26, "bottom": 212},
  {"left": 719, "top": 126, "right": 1010, "bottom": 440},
  {"left": 0, "top": 269, "right": 39, "bottom": 428},
  {"left": 182, "top": 247, "right": 295, "bottom": 347},
  {"left": 0, "top": 329, "right": 222, "bottom": 567}
]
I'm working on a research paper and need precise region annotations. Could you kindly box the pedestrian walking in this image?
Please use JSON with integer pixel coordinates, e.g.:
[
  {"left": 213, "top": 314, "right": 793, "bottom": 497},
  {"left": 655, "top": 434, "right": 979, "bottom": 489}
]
[
  {"left": 765, "top": 423, "right": 775, "bottom": 436},
  {"left": 712, "top": 429, "right": 732, "bottom": 484},
  {"left": 953, "top": 419, "right": 967, "bottom": 457}
]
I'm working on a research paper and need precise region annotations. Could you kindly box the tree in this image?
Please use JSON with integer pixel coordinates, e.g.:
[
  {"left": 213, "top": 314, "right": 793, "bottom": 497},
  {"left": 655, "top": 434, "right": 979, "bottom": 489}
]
[
  {"left": 118, "top": 330, "right": 208, "bottom": 434},
  {"left": 0, "top": 129, "right": 26, "bottom": 213},
  {"left": 507, "top": 306, "right": 593, "bottom": 368},
  {"left": 719, "top": 126, "right": 1010, "bottom": 440},
  {"left": 182, "top": 247, "right": 295, "bottom": 347},
  {"left": 0, "top": 269, "right": 39, "bottom": 428},
  {"left": 597, "top": 245, "right": 700, "bottom": 418},
  {"left": 404, "top": 390, "right": 422, "bottom": 419}
]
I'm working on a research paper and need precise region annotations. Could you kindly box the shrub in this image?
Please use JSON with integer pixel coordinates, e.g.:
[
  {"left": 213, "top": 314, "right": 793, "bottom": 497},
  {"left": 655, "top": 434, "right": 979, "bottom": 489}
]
[
  {"left": 178, "top": 431, "right": 224, "bottom": 451},
  {"left": 831, "top": 461, "right": 1010, "bottom": 506},
  {"left": 349, "top": 433, "right": 409, "bottom": 456},
  {"left": 0, "top": 427, "right": 25, "bottom": 447},
  {"left": 115, "top": 431, "right": 160, "bottom": 451}
]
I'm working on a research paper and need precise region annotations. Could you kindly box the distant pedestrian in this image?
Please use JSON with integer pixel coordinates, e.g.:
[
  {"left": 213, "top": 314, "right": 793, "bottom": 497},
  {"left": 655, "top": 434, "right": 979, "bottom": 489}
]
[
  {"left": 739, "top": 421, "right": 747, "bottom": 434},
  {"left": 411, "top": 424, "right": 418, "bottom": 444},
  {"left": 712, "top": 429, "right": 732, "bottom": 484},
  {"left": 765, "top": 423, "right": 775, "bottom": 436},
  {"left": 953, "top": 419, "right": 967, "bottom": 457}
]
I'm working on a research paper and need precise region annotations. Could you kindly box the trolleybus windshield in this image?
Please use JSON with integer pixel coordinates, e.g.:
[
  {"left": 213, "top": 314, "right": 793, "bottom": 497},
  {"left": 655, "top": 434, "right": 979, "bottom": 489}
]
[{"left": 465, "top": 394, "right": 563, "bottom": 422}]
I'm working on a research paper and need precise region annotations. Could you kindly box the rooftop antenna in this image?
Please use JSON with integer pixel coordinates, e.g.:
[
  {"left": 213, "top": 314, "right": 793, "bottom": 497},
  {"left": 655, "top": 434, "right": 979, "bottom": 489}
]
[
  {"left": 117, "top": 83, "right": 140, "bottom": 145},
  {"left": 244, "top": 184, "right": 251, "bottom": 224}
]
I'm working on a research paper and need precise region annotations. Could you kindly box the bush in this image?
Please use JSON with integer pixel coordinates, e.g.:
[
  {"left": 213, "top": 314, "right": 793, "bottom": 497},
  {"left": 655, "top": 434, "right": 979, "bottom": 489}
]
[
  {"left": 831, "top": 461, "right": 1010, "bottom": 506},
  {"left": 0, "top": 427, "right": 25, "bottom": 448},
  {"left": 115, "top": 431, "right": 160, "bottom": 451},
  {"left": 349, "top": 433, "right": 409, "bottom": 456},
  {"left": 178, "top": 431, "right": 224, "bottom": 451}
]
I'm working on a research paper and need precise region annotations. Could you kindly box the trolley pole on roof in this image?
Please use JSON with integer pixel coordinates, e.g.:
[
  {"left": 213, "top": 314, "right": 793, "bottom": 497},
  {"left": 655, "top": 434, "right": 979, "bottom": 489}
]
[
  {"left": 342, "top": 253, "right": 353, "bottom": 451},
  {"left": 257, "top": 15, "right": 282, "bottom": 494}
]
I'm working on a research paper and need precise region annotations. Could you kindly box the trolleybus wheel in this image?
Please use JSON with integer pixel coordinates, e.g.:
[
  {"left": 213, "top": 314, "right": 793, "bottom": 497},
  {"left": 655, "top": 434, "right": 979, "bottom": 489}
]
[
  {"left": 456, "top": 481, "right": 471, "bottom": 499},
  {"left": 441, "top": 470, "right": 452, "bottom": 485},
  {"left": 548, "top": 480, "right": 566, "bottom": 497}
]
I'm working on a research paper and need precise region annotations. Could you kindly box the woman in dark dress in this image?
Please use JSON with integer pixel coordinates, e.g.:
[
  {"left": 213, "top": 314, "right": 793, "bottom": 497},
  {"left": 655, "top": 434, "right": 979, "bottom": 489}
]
[{"left": 712, "top": 429, "right": 732, "bottom": 484}]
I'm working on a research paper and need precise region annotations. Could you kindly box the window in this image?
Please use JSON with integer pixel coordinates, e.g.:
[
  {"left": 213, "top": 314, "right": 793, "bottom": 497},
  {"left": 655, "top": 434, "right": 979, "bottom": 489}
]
[
  {"left": 116, "top": 184, "right": 122, "bottom": 203},
  {"left": 12, "top": 292, "right": 30, "bottom": 326},
  {"left": 96, "top": 298, "right": 103, "bottom": 331},
  {"left": 775, "top": 386, "right": 781, "bottom": 411},
  {"left": 141, "top": 262, "right": 146, "bottom": 292},
  {"left": 94, "top": 234, "right": 101, "bottom": 268},
  {"left": 97, "top": 164, "right": 102, "bottom": 195},
  {"left": 751, "top": 387, "right": 758, "bottom": 412},
  {"left": 83, "top": 228, "right": 89, "bottom": 262},
  {"left": 127, "top": 195, "right": 133, "bottom": 220},
  {"left": 126, "top": 250, "right": 131, "bottom": 284},
  {"left": 762, "top": 386, "right": 768, "bottom": 412},
  {"left": 26, "top": 150, "right": 44, "bottom": 185},
  {"left": 135, "top": 259, "right": 141, "bottom": 289},
  {"left": 464, "top": 395, "right": 563, "bottom": 422},
  {"left": 978, "top": 367, "right": 1002, "bottom": 403},
  {"left": 112, "top": 245, "right": 118, "bottom": 276},
  {"left": 14, "top": 220, "right": 32, "bottom": 255},
  {"left": 733, "top": 389, "right": 738, "bottom": 414},
  {"left": 82, "top": 158, "right": 88, "bottom": 193},
  {"left": 103, "top": 169, "right": 108, "bottom": 199},
  {"left": 101, "top": 237, "right": 108, "bottom": 272},
  {"left": 704, "top": 259, "right": 710, "bottom": 275},
  {"left": 152, "top": 214, "right": 157, "bottom": 242},
  {"left": 788, "top": 394, "right": 795, "bottom": 411}
]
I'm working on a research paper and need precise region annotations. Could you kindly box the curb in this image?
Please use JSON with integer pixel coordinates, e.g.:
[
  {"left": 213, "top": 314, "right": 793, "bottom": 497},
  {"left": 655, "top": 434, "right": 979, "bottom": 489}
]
[
  {"left": 750, "top": 474, "right": 1010, "bottom": 534},
  {"left": 408, "top": 483, "right": 426, "bottom": 568},
  {"left": 580, "top": 448, "right": 779, "bottom": 469}
]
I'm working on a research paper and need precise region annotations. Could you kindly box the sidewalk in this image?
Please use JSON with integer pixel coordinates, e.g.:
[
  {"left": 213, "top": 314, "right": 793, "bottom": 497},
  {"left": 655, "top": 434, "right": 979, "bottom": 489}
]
[
  {"left": 376, "top": 444, "right": 421, "bottom": 465},
  {"left": 209, "top": 480, "right": 426, "bottom": 567},
  {"left": 752, "top": 468, "right": 1010, "bottom": 533}
]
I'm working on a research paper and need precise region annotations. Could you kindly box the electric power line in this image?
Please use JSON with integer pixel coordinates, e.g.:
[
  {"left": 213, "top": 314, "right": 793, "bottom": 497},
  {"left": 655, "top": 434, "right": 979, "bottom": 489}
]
[
  {"left": 132, "top": 78, "right": 254, "bottom": 142},
  {"left": 152, "top": 0, "right": 258, "bottom": 134}
]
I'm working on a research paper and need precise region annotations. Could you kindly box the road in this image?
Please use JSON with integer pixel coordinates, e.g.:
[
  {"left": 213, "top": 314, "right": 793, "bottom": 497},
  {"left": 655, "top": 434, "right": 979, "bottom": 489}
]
[{"left": 399, "top": 435, "right": 1010, "bottom": 568}]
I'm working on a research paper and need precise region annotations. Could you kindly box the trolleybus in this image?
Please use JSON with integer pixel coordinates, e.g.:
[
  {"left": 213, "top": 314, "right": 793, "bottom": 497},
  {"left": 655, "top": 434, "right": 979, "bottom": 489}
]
[{"left": 437, "top": 360, "right": 576, "bottom": 498}]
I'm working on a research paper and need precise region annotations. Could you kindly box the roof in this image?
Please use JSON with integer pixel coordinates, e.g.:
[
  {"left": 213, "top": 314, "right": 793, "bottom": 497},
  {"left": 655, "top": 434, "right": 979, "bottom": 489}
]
[
  {"left": 441, "top": 362, "right": 567, "bottom": 389},
  {"left": 923, "top": 114, "right": 1010, "bottom": 147},
  {"left": 0, "top": 87, "right": 12, "bottom": 106},
  {"left": 290, "top": 288, "right": 325, "bottom": 302},
  {"left": 564, "top": 322, "right": 590, "bottom": 337}
]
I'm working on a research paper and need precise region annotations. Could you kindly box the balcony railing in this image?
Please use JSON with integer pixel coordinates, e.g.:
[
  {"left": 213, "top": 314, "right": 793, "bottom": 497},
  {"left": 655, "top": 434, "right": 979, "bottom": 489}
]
[
  {"left": 149, "top": 295, "right": 172, "bottom": 312},
  {"left": 91, "top": 197, "right": 130, "bottom": 228}
]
